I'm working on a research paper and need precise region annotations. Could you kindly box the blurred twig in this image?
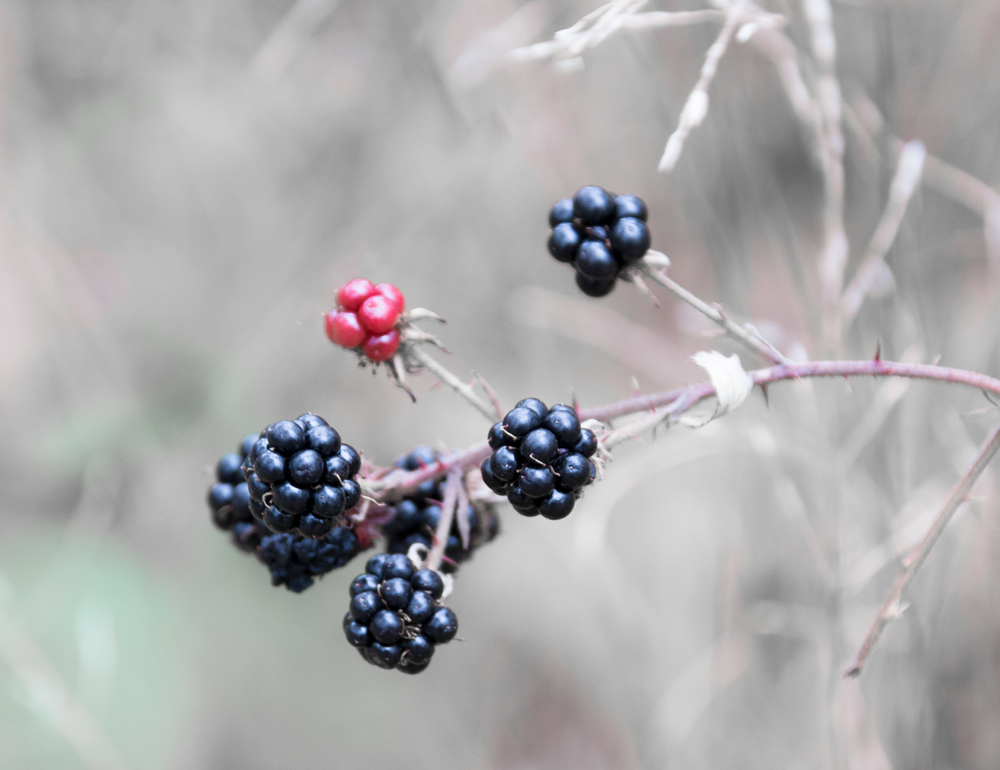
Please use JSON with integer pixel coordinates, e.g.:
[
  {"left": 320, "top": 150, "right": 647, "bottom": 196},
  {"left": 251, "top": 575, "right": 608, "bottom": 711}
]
[
  {"left": 845, "top": 420, "right": 1000, "bottom": 677},
  {"left": 840, "top": 141, "right": 926, "bottom": 325},
  {"left": 0, "top": 579, "right": 131, "bottom": 770},
  {"left": 249, "top": 0, "right": 342, "bottom": 79},
  {"left": 803, "top": 0, "right": 848, "bottom": 350}
]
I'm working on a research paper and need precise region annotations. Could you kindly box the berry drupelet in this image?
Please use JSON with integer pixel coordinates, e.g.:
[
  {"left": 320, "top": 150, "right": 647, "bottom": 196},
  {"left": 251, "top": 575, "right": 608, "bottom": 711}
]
[
  {"left": 482, "top": 399, "right": 598, "bottom": 519},
  {"left": 344, "top": 554, "right": 458, "bottom": 673},
  {"left": 383, "top": 446, "right": 500, "bottom": 572},
  {"left": 547, "top": 187, "right": 651, "bottom": 297},
  {"left": 242, "top": 413, "right": 363, "bottom": 539},
  {"left": 325, "top": 279, "right": 406, "bottom": 363}
]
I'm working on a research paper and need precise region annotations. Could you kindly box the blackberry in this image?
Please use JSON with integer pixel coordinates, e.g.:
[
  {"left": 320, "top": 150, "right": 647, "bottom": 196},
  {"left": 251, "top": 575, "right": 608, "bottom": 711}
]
[
  {"left": 344, "top": 558, "right": 458, "bottom": 674},
  {"left": 207, "top": 433, "right": 260, "bottom": 536},
  {"left": 257, "top": 525, "right": 360, "bottom": 593},
  {"left": 382, "top": 447, "right": 500, "bottom": 573},
  {"left": 242, "top": 413, "right": 363, "bottom": 538},
  {"left": 483, "top": 400, "right": 597, "bottom": 519},
  {"left": 546, "top": 188, "right": 652, "bottom": 296}
]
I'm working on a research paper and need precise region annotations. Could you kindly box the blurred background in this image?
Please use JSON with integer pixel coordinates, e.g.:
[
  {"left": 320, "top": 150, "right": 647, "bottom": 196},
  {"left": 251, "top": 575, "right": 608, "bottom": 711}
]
[{"left": 1, "top": 0, "right": 1000, "bottom": 767}]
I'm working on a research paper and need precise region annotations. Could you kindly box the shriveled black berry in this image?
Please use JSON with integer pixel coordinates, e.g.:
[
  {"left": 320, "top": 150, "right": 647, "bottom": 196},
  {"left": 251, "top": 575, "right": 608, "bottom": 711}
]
[
  {"left": 381, "top": 553, "right": 415, "bottom": 581},
  {"left": 370, "top": 610, "right": 404, "bottom": 645},
  {"left": 574, "top": 428, "right": 598, "bottom": 457},
  {"left": 520, "top": 428, "right": 559, "bottom": 465},
  {"left": 306, "top": 424, "right": 341, "bottom": 457},
  {"left": 297, "top": 513, "right": 333, "bottom": 538},
  {"left": 341, "top": 478, "right": 361, "bottom": 509},
  {"left": 266, "top": 420, "right": 306, "bottom": 454},
  {"left": 217, "top": 453, "right": 244, "bottom": 484},
  {"left": 490, "top": 447, "right": 519, "bottom": 482},
  {"left": 503, "top": 407, "right": 542, "bottom": 440},
  {"left": 410, "top": 569, "right": 445, "bottom": 599},
  {"left": 481, "top": 458, "right": 505, "bottom": 492},
  {"left": 263, "top": 507, "right": 296, "bottom": 533},
  {"left": 288, "top": 449, "right": 324, "bottom": 486},
  {"left": 539, "top": 489, "right": 575, "bottom": 520},
  {"left": 324, "top": 455, "right": 350, "bottom": 485},
  {"left": 518, "top": 466, "right": 555, "bottom": 498},
  {"left": 423, "top": 607, "right": 458, "bottom": 644},
  {"left": 255, "top": 450, "right": 286, "bottom": 483},
  {"left": 548, "top": 223, "right": 581, "bottom": 263},
  {"left": 273, "top": 482, "right": 310, "bottom": 514},
  {"left": 584, "top": 225, "right": 608, "bottom": 241},
  {"left": 211, "top": 504, "right": 234, "bottom": 530},
  {"left": 614, "top": 193, "right": 647, "bottom": 221},
  {"left": 405, "top": 591, "right": 436, "bottom": 624},
  {"left": 575, "top": 240, "right": 618, "bottom": 280},
  {"left": 350, "top": 591, "right": 383, "bottom": 622},
  {"left": 402, "top": 634, "right": 435, "bottom": 666},
  {"left": 488, "top": 422, "right": 508, "bottom": 450},
  {"left": 350, "top": 573, "right": 380, "bottom": 596},
  {"left": 366, "top": 554, "right": 389, "bottom": 577},
  {"left": 339, "top": 445, "right": 361, "bottom": 477},
  {"left": 543, "top": 409, "right": 582, "bottom": 447},
  {"left": 343, "top": 616, "right": 372, "bottom": 648},
  {"left": 575, "top": 272, "right": 616, "bottom": 297},
  {"left": 515, "top": 398, "right": 549, "bottom": 420},
  {"left": 208, "top": 483, "right": 234, "bottom": 511},
  {"left": 381, "top": 577, "right": 413, "bottom": 610},
  {"left": 549, "top": 197, "right": 574, "bottom": 227},
  {"left": 610, "top": 217, "right": 650, "bottom": 263},
  {"left": 312, "top": 485, "right": 346, "bottom": 518},
  {"left": 553, "top": 452, "right": 592, "bottom": 490},
  {"left": 573, "top": 186, "right": 615, "bottom": 225}
]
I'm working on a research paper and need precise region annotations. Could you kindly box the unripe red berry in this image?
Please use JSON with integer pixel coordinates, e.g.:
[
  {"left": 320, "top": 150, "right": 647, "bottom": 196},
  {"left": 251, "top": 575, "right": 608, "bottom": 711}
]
[
  {"left": 336, "top": 279, "right": 376, "bottom": 312},
  {"left": 325, "top": 311, "right": 367, "bottom": 348},
  {"left": 358, "top": 295, "right": 400, "bottom": 335},
  {"left": 363, "top": 329, "right": 400, "bottom": 362},
  {"left": 374, "top": 283, "right": 405, "bottom": 313}
]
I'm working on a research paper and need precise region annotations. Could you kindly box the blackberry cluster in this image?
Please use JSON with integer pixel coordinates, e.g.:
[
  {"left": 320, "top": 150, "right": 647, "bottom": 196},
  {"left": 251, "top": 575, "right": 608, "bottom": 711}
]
[
  {"left": 207, "top": 433, "right": 263, "bottom": 545},
  {"left": 547, "top": 186, "right": 651, "bottom": 297},
  {"left": 481, "top": 399, "right": 598, "bottom": 519},
  {"left": 384, "top": 446, "right": 500, "bottom": 573},
  {"left": 242, "top": 413, "right": 363, "bottom": 539},
  {"left": 344, "top": 554, "right": 458, "bottom": 674},
  {"left": 257, "top": 527, "right": 360, "bottom": 593}
]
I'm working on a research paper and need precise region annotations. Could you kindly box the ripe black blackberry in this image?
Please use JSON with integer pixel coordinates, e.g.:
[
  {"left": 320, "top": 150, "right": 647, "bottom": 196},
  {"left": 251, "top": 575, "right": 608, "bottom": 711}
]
[
  {"left": 547, "top": 187, "right": 651, "bottom": 297},
  {"left": 257, "top": 526, "right": 360, "bottom": 593},
  {"left": 482, "top": 399, "right": 597, "bottom": 519},
  {"left": 207, "top": 433, "right": 265, "bottom": 550},
  {"left": 384, "top": 446, "right": 500, "bottom": 572},
  {"left": 242, "top": 413, "right": 363, "bottom": 539},
  {"left": 343, "top": 554, "right": 458, "bottom": 674}
]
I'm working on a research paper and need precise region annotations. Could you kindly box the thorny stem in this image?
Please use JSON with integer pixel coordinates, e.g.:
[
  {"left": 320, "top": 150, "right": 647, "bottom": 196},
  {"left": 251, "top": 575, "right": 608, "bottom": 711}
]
[
  {"left": 844, "top": 420, "right": 1000, "bottom": 678},
  {"left": 426, "top": 468, "right": 463, "bottom": 571},
  {"left": 372, "top": 359, "right": 1000, "bottom": 500},
  {"left": 638, "top": 260, "right": 790, "bottom": 364},
  {"left": 407, "top": 345, "right": 499, "bottom": 421}
]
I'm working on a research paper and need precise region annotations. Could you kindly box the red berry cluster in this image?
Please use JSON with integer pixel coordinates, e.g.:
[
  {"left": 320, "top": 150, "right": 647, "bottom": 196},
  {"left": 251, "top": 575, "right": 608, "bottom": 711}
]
[{"left": 325, "top": 279, "right": 405, "bottom": 362}]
